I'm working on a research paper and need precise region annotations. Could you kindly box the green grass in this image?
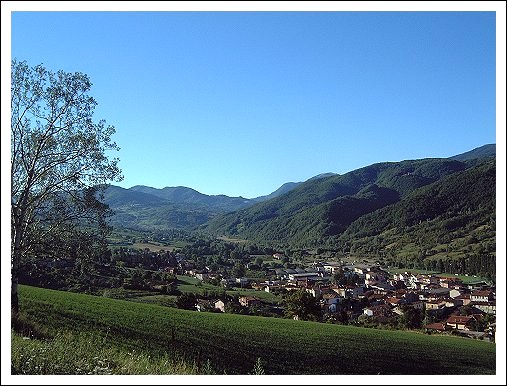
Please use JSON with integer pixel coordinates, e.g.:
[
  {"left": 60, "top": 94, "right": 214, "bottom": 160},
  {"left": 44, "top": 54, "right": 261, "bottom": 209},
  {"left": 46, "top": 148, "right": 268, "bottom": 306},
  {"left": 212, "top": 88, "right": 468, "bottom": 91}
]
[
  {"left": 435, "top": 273, "right": 489, "bottom": 285},
  {"left": 388, "top": 268, "right": 440, "bottom": 275},
  {"left": 12, "top": 331, "right": 203, "bottom": 375},
  {"left": 16, "top": 285, "right": 495, "bottom": 375},
  {"left": 386, "top": 269, "right": 489, "bottom": 284},
  {"left": 176, "top": 275, "right": 282, "bottom": 304},
  {"left": 176, "top": 275, "right": 225, "bottom": 296},
  {"left": 128, "top": 294, "right": 177, "bottom": 307},
  {"left": 226, "top": 288, "right": 282, "bottom": 304}
]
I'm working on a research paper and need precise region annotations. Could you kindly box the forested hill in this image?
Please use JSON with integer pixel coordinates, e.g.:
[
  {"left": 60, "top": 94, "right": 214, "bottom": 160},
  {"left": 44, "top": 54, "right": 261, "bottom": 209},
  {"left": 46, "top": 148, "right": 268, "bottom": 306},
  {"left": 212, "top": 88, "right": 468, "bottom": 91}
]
[
  {"left": 337, "top": 159, "right": 495, "bottom": 274},
  {"left": 449, "top": 143, "right": 495, "bottom": 161},
  {"left": 205, "top": 157, "right": 468, "bottom": 245},
  {"left": 205, "top": 151, "right": 495, "bottom": 272}
]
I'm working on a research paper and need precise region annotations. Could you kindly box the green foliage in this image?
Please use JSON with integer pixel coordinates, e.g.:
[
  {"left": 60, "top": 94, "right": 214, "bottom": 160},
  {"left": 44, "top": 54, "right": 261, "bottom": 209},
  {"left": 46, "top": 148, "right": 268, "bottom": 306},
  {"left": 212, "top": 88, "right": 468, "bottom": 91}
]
[
  {"left": 11, "top": 59, "right": 123, "bottom": 313},
  {"left": 251, "top": 357, "right": 266, "bottom": 375},
  {"left": 11, "top": 331, "right": 201, "bottom": 375},
  {"left": 399, "top": 306, "right": 424, "bottom": 329},
  {"left": 176, "top": 293, "right": 197, "bottom": 310},
  {"left": 284, "top": 290, "right": 322, "bottom": 321},
  {"left": 17, "top": 285, "right": 495, "bottom": 375},
  {"left": 339, "top": 159, "right": 496, "bottom": 275},
  {"left": 206, "top": 158, "right": 467, "bottom": 248}
]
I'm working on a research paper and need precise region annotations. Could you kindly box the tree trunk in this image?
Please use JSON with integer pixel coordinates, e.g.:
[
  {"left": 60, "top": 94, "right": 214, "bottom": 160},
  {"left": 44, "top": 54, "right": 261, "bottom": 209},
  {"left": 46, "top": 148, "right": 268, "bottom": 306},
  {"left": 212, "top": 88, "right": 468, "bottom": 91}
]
[
  {"left": 12, "top": 211, "right": 24, "bottom": 316},
  {"left": 11, "top": 276, "right": 19, "bottom": 315},
  {"left": 11, "top": 239, "right": 21, "bottom": 316}
]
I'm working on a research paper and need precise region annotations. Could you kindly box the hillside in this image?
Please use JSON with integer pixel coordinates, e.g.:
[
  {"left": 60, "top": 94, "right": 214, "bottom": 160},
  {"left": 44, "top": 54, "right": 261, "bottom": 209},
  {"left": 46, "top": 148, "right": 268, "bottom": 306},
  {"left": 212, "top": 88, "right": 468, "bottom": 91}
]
[
  {"left": 450, "top": 143, "right": 495, "bottom": 161},
  {"left": 102, "top": 185, "right": 216, "bottom": 230},
  {"left": 103, "top": 182, "right": 302, "bottom": 230},
  {"left": 16, "top": 285, "right": 496, "bottom": 375},
  {"left": 337, "top": 158, "right": 496, "bottom": 274},
  {"left": 206, "top": 158, "right": 467, "bottom": 247},
  {"left": 252, "top": 181, "right": 302, "bottom": 202}
]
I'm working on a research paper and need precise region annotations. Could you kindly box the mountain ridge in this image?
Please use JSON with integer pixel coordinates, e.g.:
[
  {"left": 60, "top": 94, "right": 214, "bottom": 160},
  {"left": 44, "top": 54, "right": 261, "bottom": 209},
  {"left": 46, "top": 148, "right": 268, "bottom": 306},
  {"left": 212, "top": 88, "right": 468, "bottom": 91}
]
[{"left": 102, "top": 144, "right": 495, "bottom": 236}]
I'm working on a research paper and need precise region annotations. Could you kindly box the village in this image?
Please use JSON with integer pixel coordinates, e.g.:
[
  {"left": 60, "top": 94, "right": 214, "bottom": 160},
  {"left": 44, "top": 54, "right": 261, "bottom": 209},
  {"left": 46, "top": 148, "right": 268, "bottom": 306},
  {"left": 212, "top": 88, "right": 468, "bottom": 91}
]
[{"left": 179, "top": 252, "right": 496, "bottom": 340}]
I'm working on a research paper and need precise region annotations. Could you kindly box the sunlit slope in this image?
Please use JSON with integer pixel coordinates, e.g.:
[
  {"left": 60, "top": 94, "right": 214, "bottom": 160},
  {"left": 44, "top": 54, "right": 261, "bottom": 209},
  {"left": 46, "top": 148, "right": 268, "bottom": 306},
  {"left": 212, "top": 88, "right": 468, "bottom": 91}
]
[{"left": 19, "top": 285, "right": 495, "bottom": 375}]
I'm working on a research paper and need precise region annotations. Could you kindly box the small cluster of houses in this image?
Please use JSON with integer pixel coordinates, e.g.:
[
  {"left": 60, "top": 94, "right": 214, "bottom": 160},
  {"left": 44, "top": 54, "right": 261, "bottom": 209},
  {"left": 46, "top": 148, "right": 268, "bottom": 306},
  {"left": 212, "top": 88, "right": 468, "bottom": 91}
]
[
  {"left": 194, "top": 295, "right": 264, "bottom": 313},
  {"left": 182, "top": 259, "right": 495, "bottom": 337}
]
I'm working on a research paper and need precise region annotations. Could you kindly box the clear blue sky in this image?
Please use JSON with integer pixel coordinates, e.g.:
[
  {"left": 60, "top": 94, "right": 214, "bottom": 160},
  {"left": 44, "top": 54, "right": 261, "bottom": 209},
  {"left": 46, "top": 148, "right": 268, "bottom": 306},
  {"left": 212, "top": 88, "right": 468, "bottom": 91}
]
[{"left": 11, "top": 11, "right": 497, "bottom": 198}]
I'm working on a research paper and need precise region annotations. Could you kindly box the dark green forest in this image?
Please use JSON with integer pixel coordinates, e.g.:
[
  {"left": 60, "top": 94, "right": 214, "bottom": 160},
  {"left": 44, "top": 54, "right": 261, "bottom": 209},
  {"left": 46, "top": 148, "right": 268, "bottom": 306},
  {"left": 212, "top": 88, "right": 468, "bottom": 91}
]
[{"left": 205, "top": 155, "right": 496, "bottom": 276}]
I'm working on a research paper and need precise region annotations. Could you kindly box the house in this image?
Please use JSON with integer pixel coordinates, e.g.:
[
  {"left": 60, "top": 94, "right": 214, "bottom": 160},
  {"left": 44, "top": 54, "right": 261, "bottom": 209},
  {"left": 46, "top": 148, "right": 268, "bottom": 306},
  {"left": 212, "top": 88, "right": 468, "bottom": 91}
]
[
  {"left": 365, "top": 270, "right": 387, "bottom": 285},
  {"left": 221, "top": 278, "right": 236, "bottom": 288},
  {"left": 353, "top": 265, "right": 370, "bottom": 275},
  {"left": 332, "top": 285, "right": 365, "bottom": 299},
  {"left": 386, "top": 296, "right": 406, "bottom": 307},
  {"left": 305, "top": 287, "right": 321, "bottom": 297},
  {"left": 402, "top": 291, "right": 420, "bottom": 303},
  {"left": 235, "top": 277, "right": 250, "bottom": 287},
  {"left": 272, "top": 253, "right": 284, "bottom": 260},
  {"left": 214, "top": 299, "right": 226, "bottom": 313},
  {"left": 445, "top": 298, "right": 462, "bottom": 308},
  {"left": 288, "top": 272, "right": 320, "bottom": 282},
  {"left": 455, "top": 293, "right": 471, "bottom": 306},
  {"left": 425, "top": 299, "right": 446, "bottom": 311},
  {"left": 321, "top": 294, "right": 340, "bottom": 313},
  {"left": 445, "top": 315, "right": 479, "bottom": 331},
  {"left": 195, "top": 299, "right": 212, "bottom": 312},
  {"left": 164, "top": 266, "right": 177, "bottom": 274},
  {"left": 424, "top": 322, "right": 447, "bottom": 332},
  {"left": 472, "top": 301, "right": 496, "bottom": 315},
  {"left": 470, "top": 290, "right": 494, "bottom": 303},
  {"left": 363, "top": 304, "right": 392, "bottom": 318},
  {"left": 368, "top": 282, "right": 394, "bottom": 294},
  {"left": 195, "top": 272, "right": 209, "bottom": 281},
  {"left": 323, "top": 262, "right": 342, "bottom": 274},
  {"left": 251, "top": 283, "right": 265, "bottom": 291},
  {"left": 418, "top": 274, "right": 439, "bottom": 286},
  {"left": 239, "top": 296, "right": 261, "bottom": 308},
  {"left": 439, "top": 277, "right": 462, "bottom": 289},
  {"left": 426, "top": 287, "right": 451, "bottom": 298},
  {"left": 265, "top": 284, "right": 281, "bottom": 293},
  {"left": 367, "top": 293, "right": 386, "bottom": 306}
]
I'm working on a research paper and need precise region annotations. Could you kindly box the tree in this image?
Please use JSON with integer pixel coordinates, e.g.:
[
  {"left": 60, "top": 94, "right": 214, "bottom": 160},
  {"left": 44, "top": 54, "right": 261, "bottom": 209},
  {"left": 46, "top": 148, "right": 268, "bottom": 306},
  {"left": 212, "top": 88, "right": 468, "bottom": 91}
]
[
  {"left": 232, "top": 262, "right": 246, "bottom": 278},
  {"left": 284, "top": 289, "right": 322, "bottom": 321},
  {"left": 11, "top": 59, "right": 122, "bottom": 313},
  {"left": 176, "top": 293, "right": 197, "bottom": 310},
  {"left": 400, "top": 305, "right": 424, "bottom": 329}
]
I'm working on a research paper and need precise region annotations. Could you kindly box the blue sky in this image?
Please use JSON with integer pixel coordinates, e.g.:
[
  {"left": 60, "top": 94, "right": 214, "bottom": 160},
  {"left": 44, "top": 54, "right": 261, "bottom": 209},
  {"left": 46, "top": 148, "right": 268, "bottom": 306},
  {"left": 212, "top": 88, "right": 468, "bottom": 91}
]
[{"left": 10, "top": 10, "right": 497, "bottom": 198}]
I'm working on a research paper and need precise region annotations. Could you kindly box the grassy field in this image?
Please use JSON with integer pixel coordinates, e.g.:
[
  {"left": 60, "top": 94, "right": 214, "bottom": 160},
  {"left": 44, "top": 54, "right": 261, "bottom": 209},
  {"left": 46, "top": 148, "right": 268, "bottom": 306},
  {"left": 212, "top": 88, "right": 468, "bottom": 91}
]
[
  {"left": 387, "top": 268, "right": 489, "bottom": 284},
  {"left": 217, "top": 235, "right": 248, "bottom": 243},
  {"left": 176, "top": 275, "right": 282, "bottom": 304},
  {"left": 14, "top": 285, "right": 495, "bottom": 375},
  {"left": 176, "top": 275, "right": 225, "bottom": 295}
]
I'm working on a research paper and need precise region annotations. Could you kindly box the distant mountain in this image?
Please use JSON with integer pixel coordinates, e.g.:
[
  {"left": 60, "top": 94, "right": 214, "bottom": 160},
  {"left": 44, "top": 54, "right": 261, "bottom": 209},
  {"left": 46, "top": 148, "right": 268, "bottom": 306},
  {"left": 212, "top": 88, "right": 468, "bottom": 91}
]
[
  {"left": 252, "top": 182, "right": 302, "bottom": 202},
  {"left": 450, "top": 144, "right": 495, "bottom": 161},
  {"left": 102, "top": 185, "right": 168, "bottom": 207},
  {"left": 307, "top": 172, "right": 338, "bottom": 180},
  {"left": 252, "top": 173, "right": 338, "bottom": 203},
  {"left": 102, "top": 186, "right": 217, "bottom": 230},
  {"left": 129, "top": 185, "right": 251, "bottom": 212},
  {"left": 103, "top": 144, "right": 495, "bottom": 247}
]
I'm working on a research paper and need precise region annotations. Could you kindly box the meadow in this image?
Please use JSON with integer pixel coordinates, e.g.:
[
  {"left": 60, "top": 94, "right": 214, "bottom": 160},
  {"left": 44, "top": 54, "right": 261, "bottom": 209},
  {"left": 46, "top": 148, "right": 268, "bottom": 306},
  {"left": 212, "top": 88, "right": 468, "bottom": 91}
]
[
  {"left": 175, "top": 275, "right": 283, "bottom": 304},
  {"left": 13, "top": 285, "right": 496, "bottom": 375}
]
